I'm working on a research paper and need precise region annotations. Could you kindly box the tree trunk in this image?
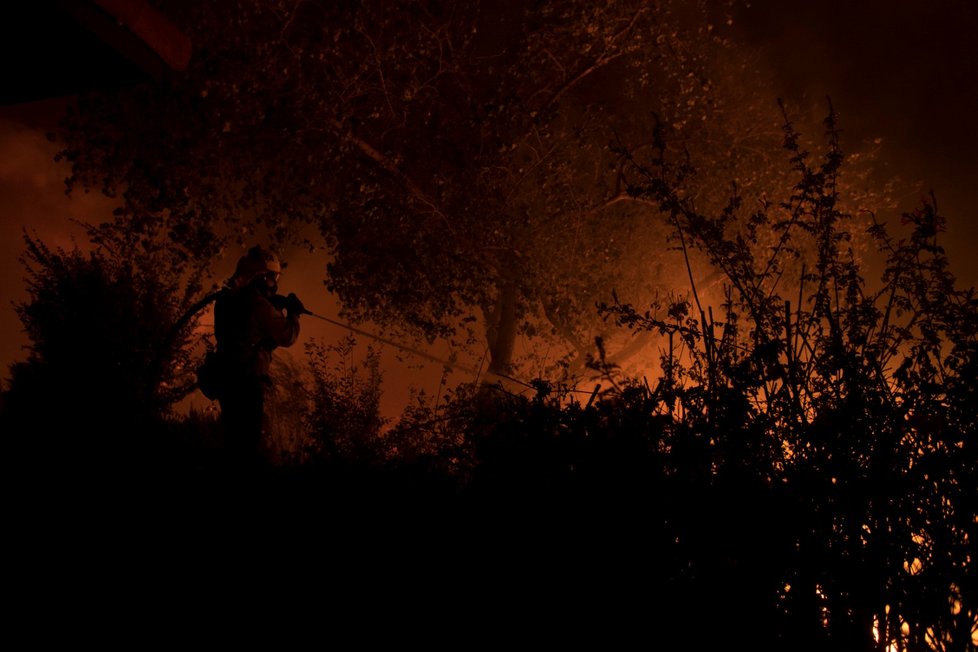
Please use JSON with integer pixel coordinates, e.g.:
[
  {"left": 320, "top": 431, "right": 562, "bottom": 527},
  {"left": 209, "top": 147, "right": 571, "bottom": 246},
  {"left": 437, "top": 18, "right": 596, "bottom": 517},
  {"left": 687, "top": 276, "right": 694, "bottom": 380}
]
[{"left": 485, "top": 278, "right": 519, "bottom": 378}]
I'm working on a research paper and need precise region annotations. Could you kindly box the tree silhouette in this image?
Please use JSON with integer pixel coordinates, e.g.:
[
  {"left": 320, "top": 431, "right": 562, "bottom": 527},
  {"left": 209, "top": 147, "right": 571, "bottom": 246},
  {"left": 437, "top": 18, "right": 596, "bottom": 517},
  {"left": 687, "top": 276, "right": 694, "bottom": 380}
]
[{"left": 56, "top": 0, "right": 888, "bottom": 383}]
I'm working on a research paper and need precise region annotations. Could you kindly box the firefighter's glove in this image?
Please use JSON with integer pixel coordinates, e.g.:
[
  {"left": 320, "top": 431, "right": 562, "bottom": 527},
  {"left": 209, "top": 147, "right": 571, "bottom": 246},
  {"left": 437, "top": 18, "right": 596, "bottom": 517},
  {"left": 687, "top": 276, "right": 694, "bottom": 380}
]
[{"left": 285, "top": 292, "right": 306, "bottom": 317}]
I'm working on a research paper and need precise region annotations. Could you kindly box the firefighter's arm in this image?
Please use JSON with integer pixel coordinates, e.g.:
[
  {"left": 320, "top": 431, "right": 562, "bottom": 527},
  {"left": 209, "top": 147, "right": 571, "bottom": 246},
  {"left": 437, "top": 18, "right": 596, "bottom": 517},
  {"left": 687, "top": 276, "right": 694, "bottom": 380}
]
[{"left": 255, "top": 295, "right": 301, "bottom": 347}]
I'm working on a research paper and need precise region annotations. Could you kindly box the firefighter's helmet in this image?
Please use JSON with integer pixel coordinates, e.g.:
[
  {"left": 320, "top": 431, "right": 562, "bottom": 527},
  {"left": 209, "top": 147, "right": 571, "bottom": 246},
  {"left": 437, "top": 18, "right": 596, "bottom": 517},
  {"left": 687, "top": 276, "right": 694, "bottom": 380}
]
[{"left": 232, "top": 246, "right": 282, "bottom": 286}]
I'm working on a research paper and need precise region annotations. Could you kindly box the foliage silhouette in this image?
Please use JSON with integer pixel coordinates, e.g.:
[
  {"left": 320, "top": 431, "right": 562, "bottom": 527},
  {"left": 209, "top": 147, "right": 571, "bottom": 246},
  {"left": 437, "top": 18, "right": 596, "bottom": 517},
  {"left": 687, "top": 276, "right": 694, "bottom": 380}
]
[
  {"left": 253, "top": 104, "right": 975, "bottom": 648},
  {"left": 5, "top": 97, "right": 974, "bottom": 647},
  {"left": 587, "top": 103, "right": 978, "bottom": 650},
  {"left": 1, "top": 228, "right": 211, "bottom": 484}
]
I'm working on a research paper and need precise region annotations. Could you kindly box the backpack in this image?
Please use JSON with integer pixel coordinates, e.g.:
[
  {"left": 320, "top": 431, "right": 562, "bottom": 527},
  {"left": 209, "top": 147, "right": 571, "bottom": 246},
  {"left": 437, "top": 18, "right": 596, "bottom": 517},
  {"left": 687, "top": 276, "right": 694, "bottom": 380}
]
[{"left": 196, "top": 350, "right": 231, "bottom": 400}]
